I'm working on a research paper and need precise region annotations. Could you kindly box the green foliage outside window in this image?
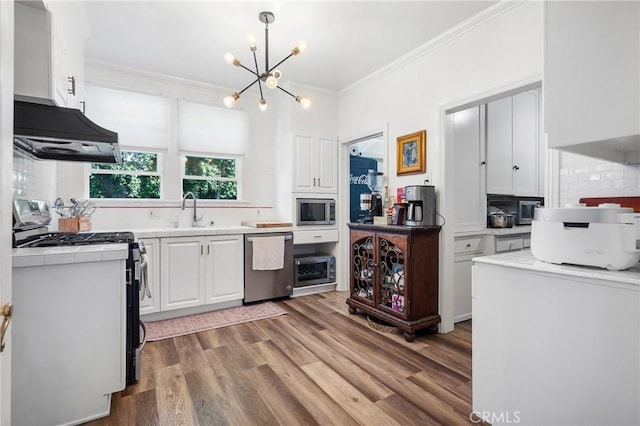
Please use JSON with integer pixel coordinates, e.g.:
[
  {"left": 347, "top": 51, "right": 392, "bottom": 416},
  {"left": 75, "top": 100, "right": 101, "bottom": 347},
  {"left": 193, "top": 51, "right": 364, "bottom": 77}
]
[
  {"left": 183, "top": 156, "right": 238, "bottom": 200},
  {"left": 89, "top": 151, "right": 161, "bottom": 199}
]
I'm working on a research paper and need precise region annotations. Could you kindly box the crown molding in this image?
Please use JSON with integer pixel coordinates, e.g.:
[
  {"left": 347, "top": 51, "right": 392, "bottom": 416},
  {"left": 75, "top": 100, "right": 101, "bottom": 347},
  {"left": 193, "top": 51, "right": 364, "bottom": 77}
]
[{"left": 340, "top": 0, "right": 529, "bottom": 94}]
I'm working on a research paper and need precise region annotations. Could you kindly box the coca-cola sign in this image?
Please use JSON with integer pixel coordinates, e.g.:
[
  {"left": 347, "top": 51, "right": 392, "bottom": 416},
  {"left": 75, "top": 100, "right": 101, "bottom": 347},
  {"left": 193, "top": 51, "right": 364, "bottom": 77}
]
[{"left": 349, "top": 173, "right": 368, "bottom": 185}]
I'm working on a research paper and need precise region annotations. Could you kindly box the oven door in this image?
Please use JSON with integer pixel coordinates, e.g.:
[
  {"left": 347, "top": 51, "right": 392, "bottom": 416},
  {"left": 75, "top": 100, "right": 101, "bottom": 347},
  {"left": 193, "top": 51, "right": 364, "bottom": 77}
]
[{"left": 294, "top": 257, "right": 332, "bottom": 287}]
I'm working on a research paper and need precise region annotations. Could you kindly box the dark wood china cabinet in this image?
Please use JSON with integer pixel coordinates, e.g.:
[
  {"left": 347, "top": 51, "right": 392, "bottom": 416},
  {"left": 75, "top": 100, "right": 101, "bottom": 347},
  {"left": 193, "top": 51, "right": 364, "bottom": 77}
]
[{"left": 347, "top": 223, "right": 441, "bottom": 341}]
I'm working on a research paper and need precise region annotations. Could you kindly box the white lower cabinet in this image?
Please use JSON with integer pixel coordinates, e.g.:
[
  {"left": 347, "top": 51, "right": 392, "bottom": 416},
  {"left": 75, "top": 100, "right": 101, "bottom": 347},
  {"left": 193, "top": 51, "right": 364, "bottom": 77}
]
[
  {"left": 139, "top": 238, "right": 160, "bottom": 315},
  {"left": 453, "top": 235, "right": 486, "bottom": 323},
  {"left": 204, "top": 235, "right": 245, "bottom": 304},
  {"left": 160, "top": 235, "right": 244, "bottom": 311}
]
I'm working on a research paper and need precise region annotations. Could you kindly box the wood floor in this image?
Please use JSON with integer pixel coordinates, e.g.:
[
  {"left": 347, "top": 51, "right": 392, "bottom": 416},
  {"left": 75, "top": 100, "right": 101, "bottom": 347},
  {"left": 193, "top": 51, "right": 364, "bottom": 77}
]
[{"left": 85, "top": 291, "right": 474, "bottom": 426}]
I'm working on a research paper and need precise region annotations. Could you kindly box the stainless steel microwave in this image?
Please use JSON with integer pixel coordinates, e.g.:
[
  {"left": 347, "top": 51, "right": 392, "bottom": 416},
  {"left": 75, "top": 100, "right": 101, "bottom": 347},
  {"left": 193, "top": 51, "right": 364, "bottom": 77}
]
[
  {"left": 517, "top": 199, "right": 542, "bottom": 225},
  {"left": 296, "top": 198, "right": 336, "bottom": 226},
  {"left": 294, "top": 254, "right": 336, "bottom": 287}
]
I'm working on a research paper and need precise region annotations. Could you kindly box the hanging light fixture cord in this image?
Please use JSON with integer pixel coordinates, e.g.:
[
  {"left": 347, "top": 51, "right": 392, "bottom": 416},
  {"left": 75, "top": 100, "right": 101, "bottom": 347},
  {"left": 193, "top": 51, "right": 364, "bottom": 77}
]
[{"left": 223, "top": 11, "right": 311, "bottom": 111}]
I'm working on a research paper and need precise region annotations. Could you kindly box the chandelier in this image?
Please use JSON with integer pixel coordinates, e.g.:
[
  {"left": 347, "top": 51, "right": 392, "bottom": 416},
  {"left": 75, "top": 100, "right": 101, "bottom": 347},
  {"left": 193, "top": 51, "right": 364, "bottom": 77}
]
[{"left": 223, "top": 11, "right": 311, "bottom": 112}]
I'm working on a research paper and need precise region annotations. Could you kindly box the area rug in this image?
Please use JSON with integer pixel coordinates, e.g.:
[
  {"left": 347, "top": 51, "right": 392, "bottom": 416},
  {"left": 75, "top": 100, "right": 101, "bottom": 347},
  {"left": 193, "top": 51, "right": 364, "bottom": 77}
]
[{"left": 145, "top": 302, "right": 287, "bottom": 341}]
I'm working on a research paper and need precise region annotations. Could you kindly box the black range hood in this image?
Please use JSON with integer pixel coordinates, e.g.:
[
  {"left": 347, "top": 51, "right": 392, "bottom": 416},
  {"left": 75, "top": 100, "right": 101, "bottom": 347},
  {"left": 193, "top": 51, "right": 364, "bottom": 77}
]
[{"left": 14, "top": 101, "right": 121, "bottom": 164}]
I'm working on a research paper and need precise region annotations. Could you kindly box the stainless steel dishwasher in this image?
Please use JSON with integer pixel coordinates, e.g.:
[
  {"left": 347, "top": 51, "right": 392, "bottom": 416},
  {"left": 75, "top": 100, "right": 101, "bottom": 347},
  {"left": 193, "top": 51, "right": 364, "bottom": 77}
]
[{"left": 244, "top": 232, "right": 294, "bottom": 303}]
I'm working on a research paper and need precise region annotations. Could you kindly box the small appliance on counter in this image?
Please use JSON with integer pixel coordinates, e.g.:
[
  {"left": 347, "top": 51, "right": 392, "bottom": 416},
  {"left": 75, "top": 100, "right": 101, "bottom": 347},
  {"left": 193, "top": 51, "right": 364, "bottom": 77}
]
[
  {"left": 405, "top": 185, "right": 436, "bottom": 226},
  {"left": 530, "top": 203, "right": 640, "bottom": 270}
]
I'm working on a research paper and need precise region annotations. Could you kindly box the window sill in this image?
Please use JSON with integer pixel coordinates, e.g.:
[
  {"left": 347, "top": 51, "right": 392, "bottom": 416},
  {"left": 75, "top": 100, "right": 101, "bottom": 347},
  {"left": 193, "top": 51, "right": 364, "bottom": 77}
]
[{"left": 89, "top": 199, "right": 253, "bottom": 208}]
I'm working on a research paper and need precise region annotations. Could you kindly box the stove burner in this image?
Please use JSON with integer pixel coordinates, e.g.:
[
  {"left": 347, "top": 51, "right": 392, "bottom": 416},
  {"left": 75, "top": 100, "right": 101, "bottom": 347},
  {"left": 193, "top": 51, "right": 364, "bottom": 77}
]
[{"left": 19, "top": 231, "right": 135, "bottom": 247}]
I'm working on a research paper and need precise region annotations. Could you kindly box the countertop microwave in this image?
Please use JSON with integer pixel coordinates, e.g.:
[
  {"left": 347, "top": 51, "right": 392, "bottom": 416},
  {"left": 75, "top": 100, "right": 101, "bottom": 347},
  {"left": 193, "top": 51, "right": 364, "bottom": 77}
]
[{"left": 296, "top": 198, "right": 336, "bottom": 226}]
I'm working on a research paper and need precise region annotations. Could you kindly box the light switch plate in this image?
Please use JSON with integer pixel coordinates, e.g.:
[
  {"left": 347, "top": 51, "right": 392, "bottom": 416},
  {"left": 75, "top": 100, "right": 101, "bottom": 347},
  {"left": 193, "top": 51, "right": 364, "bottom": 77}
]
[{"left": 147, "top": 208, "right": 160, "bottom": 219}]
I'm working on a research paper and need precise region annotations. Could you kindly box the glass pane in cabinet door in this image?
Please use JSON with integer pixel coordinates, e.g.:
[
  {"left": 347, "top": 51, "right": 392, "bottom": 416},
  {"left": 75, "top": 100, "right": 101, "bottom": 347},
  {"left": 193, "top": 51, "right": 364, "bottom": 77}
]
[
  {"left": 378, "top": 238, "right": 405, "bottom": 313},
  {"left": 352, "top": 236, "right": 374, "bottom": 301}
]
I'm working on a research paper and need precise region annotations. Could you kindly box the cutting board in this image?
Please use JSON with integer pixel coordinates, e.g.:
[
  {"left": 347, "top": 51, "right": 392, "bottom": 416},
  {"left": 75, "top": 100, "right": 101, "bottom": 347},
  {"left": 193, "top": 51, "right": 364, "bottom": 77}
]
[
  {"left": 241, "top": 220, "right": 293, "bottom": 228},
  {"left": 579, "top": 196, "right": 640, "bottom": 212}
]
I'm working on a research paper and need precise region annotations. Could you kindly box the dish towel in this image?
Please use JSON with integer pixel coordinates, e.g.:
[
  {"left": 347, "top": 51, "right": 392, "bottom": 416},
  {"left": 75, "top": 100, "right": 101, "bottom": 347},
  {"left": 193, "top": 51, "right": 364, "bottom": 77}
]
[{"left": 252, "top": 236, "right": 285, "bottom": 270}]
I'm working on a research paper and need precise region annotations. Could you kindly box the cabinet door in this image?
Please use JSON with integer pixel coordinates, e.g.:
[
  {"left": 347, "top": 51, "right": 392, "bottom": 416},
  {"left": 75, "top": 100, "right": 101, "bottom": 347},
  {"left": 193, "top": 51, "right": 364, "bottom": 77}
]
[
  {"left": 453, "top": 255, "right": 473, "bottom": 323},
  {"left": 486, "top": 96, "right": 513, "bottom": 194},
  {"left": 452, "top": 105, "right": 486, "bottom": 233},
  {"left": 293, "top": 134, "right": 315, "bottom": 192},
  {"left": 512, "top": 91, "right": 538, "bottom": 196},
  {"left": 350, "top": 231, "right": 375, "bottom": 306},
  {"left": 51, "top": 27, "right": 70, "bottom": 107},
  {"left": 139, "top": 238, "right": 160, "bottom": 315},
  {"left": 160, "top": 237, "right": 204, "bottom": 311},
  {"left": 204, "top": 235, "right": 244, "bottom": 304},
  {"left": 545, "top": 1, "right": 639, "bottom": 155},
  {"left": 376, "top": 233, "right": 408, "bottom": 320},
  {"left": 316, "top": 137, "right": 337, "bottom": 193}
]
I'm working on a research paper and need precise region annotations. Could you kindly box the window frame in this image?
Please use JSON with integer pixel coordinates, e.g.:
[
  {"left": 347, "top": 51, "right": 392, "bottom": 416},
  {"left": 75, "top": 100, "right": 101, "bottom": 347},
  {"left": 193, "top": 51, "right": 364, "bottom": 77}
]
[
  {"left": 87, "top": 150, "right": 164, "bottom": 200},
  {"left": 180, "top": 153, "right": 243, "bottom": 201}
]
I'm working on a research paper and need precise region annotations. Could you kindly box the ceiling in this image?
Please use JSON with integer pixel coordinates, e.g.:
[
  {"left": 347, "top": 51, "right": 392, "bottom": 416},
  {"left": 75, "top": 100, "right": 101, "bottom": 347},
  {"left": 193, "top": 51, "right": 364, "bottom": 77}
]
[{"left": 83, "top": 1, "right": 497, "bottom": 93}]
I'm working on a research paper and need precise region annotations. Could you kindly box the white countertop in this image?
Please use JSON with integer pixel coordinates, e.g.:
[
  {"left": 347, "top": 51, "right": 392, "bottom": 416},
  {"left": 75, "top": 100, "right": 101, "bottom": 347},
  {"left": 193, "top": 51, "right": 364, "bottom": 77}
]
[
  {"left": 12, "top": 244, "right": 129, "bottom": 268},
  {"left": 473, "top": 250, "right": 640, "bottom": 286},
  {"left": 129, "top": 225, "right": 293, "bottom": 239}
]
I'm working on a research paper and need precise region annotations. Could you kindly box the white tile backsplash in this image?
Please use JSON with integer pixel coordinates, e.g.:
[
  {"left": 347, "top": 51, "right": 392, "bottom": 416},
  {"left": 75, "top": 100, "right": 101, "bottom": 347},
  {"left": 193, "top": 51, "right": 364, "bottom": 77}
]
[
  {"left": 12, "top": 152, "right": 57, "bottom": 201},
  {"left": 559, "top": 151, "right": 640, "bottom": 207}
]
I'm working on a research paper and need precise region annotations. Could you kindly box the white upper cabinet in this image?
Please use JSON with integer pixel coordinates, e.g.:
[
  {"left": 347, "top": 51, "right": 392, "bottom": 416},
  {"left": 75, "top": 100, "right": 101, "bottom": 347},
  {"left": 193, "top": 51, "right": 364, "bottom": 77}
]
[
  {"left": 451, "top": 105, "right": 486, "bottom": 233},
  {"left": 293, "top": 134, "right": 337, "bottom": 193},
  {"left": 545, "top": 1, "right": 640, "bottom": 163},
  {"left": 486, "top": 90, "right": 539, "bottom": 196},
  {"left": 15, "top": 2, "right": 84, "bottom": 108}
]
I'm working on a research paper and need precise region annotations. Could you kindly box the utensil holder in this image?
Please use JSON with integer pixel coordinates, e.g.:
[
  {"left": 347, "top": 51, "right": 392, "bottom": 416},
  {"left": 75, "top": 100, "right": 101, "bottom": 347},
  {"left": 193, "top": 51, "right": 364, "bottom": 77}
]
[{"left": 58, "top": 217, "right": 91, "bottom": 233}]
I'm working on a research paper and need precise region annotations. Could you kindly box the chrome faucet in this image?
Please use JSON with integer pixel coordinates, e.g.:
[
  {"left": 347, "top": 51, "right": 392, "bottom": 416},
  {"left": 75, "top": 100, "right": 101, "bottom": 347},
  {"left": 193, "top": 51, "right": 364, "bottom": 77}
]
[{"left": 181, "top": 192, "right": 198, "bottom": 227}]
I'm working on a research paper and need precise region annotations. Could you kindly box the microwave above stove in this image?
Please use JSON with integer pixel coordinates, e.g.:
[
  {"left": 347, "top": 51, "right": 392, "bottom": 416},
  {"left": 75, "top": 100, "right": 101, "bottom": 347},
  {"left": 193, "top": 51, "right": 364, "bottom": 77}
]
[
  {"left": 294, "top": 254, "right": 336, "bottom": 287},
  {"left": 296, "top": 198, "right": 336, "bottom": 226}
]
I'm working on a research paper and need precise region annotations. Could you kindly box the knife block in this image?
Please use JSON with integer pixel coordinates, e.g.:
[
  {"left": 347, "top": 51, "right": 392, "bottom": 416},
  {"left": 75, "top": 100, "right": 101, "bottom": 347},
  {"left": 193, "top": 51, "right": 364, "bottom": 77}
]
[{"left": 58, "top": 217, "right": 91, "bottom": 233}]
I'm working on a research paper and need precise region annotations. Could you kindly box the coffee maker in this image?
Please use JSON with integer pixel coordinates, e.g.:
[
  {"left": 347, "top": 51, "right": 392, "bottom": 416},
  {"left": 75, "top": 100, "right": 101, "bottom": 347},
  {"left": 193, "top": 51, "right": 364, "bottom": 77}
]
[
  {"left": 367, "top": 170, "right": 384, "bottom": 217},
  {"left": 404, "top": 185, "right": 436, "bottom": 226}
]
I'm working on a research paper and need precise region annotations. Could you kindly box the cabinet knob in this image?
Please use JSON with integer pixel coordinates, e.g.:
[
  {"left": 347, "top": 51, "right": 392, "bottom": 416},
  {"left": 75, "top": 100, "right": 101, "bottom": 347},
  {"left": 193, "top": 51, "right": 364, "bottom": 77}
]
[
  {"left": 513, "top": 165, "right": 520, "bottom": 171},
  {"left": 480, "top": 161, "right": 486, "bottom": 166},
  {"left": 313, "top": 178, "right": 316, "bottom": 186}
]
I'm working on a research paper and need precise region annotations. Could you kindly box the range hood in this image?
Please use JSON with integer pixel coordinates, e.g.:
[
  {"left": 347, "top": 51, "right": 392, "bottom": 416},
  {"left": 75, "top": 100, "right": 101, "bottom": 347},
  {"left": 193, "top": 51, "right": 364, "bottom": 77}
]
[{"left": 14, "top": 101, "right": 121, "bottom": 164}]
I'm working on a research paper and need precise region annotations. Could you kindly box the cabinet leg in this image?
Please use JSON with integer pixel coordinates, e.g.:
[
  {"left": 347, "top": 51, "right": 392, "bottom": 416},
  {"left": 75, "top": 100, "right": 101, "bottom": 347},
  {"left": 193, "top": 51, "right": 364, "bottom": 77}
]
[
  {"left": 403, "top": 332, "right": 416, "bottom": 342},
  {"left": 348, "top": 307, "right": 357, "bottom": 315}
]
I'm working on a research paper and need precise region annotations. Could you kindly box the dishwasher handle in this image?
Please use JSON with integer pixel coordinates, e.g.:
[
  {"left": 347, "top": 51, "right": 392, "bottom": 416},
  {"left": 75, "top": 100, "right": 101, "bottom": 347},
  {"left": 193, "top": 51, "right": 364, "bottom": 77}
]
[{"left": 246, "top": 235, "right": 293, "bottom": 243}]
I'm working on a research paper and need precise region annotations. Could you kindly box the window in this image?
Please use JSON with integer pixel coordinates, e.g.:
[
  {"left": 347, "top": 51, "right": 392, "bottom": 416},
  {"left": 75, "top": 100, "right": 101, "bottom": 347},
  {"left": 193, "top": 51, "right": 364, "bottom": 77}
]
[
  {"left": 182, "top": 155, "right": 240, "bottom": 200},
  {"left": 89, "top": 151, "right": 162, "bottom": 199}
]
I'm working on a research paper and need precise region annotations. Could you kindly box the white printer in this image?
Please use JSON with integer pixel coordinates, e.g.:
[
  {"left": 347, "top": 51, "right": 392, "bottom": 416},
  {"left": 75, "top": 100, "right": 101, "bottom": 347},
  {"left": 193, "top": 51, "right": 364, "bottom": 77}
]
[{"left": 531, "top": 203, "right": 640, "bottom": 270}]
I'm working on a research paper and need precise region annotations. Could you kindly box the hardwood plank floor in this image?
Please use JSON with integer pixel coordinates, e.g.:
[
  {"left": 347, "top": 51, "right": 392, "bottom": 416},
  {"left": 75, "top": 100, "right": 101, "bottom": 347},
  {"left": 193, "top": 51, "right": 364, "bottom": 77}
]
[{"left": 85, "top": 291, "right": 474, "bottom": 426}]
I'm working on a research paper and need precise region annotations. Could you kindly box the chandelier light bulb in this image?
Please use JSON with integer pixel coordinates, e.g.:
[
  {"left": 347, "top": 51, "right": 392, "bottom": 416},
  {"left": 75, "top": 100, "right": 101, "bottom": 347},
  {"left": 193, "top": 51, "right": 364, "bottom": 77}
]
[
  {"left": 265, "top": 75, "right": 278, "bottom": 89},
  {"left": 258, "top": 99, "right": 268, "bottom": 111},
  {"left": 299, "top": 97, "right": 311, "bottom": 109},
  {"left": 223, "top": 96, "right": 236, "bottom": 108},
  {"left": 224, "top": 52, "right": 235, "bottom": 64},
  {"left": 272, "top": 69, "right": 282, "bottom": 79},
  {"left": 247, "top": 32, "right": 257, "bottom": 48},
  {"left": 296, "top": 41, "right": 308, "bottom": 54}
]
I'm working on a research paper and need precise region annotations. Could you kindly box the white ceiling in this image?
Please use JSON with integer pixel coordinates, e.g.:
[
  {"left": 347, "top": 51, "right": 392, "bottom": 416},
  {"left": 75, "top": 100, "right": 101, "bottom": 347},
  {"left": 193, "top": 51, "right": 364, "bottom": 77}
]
[{"left": 83, "top": 1, "right": 497, "bottom": 93}]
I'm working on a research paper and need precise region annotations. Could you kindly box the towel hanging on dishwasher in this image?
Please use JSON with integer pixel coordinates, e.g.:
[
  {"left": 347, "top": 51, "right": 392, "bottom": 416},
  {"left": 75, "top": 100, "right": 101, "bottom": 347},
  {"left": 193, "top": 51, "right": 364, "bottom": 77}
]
[{"left": 252, "top": 235, "right": 285, "bottom": 270}]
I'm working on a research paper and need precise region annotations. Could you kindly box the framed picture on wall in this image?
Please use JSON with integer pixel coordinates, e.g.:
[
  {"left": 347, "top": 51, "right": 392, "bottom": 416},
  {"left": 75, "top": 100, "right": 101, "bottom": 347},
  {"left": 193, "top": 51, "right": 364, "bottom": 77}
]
[{"left": 396, "top": 130, "right": 426, "bottom": 175}]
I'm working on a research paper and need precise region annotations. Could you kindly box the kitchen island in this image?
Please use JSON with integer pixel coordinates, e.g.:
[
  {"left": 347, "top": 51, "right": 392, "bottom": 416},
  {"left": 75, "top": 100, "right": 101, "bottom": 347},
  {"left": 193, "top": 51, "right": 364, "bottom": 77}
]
[{"left": 472, "top": 250, "right": 639, "bottom": 425}]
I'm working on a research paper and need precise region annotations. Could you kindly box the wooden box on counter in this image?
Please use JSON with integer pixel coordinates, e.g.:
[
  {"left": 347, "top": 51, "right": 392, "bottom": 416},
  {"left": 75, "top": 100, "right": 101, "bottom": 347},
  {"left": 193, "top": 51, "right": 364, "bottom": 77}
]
[
  {"left": 347, "top": 223, "right": 441, "bottom": 341},
  {"left": 58, "top": 217, "right": 91, "bottom": 233}
]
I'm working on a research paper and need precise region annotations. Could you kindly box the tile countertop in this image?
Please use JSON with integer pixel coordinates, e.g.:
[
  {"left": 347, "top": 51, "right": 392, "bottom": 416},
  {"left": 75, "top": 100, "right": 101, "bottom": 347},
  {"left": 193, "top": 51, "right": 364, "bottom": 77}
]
[
  {"left": 473, "top": 249, "right": 640, "bottom": 286},
  {"left": 12, "top": 244, "right": 129, "bottom": 268},
  {"left": 129, "top": 225, "right": 294, "bottom": 239}
]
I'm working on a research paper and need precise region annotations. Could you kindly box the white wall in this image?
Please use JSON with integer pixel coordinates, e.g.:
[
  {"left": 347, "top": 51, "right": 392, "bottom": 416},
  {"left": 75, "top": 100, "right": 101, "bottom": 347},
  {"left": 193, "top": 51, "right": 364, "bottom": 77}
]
[
  {"left": 558, "top": 151, "right": 640, "bottom": 206},
  {"left": 338, "top": 1, "right": 543, "bottom": 332},
  {"left": 47, "top": 64, "right": 339, "bottom": 230}
]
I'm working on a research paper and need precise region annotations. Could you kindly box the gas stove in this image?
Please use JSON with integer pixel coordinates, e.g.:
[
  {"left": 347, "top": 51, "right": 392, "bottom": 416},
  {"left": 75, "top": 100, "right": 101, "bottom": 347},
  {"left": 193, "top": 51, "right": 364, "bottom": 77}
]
[{"left": 17, "top": 231, "right": 135, "bottom": 248}]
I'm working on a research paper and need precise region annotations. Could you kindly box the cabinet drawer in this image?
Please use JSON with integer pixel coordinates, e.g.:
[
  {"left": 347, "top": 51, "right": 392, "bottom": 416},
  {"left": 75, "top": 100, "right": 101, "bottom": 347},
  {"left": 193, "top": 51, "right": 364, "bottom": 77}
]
[
  {"left": 294, "top": 229, "right": 339, "bottom": 245},
  {"left": 454, "top": 236, "right": 485, "bottom": 254},
  {"left": 495, "top": 236, "right": 524, "bottom": 253}
]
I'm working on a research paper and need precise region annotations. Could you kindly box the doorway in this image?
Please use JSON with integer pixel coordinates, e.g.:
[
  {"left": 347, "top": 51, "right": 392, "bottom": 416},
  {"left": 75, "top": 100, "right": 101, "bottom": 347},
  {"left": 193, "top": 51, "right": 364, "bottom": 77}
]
[{"left": 348, "top": 133, "right": 385, "bottom": 223}]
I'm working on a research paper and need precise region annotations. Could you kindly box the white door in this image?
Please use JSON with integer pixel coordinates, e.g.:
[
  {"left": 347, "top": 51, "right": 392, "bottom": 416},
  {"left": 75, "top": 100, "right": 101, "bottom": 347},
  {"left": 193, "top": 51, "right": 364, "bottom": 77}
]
[
  {"left": 293, "top": 134, "right": 315, "bottom": 191},
  {"left": 452, "top": 106, "right": 486, "bottom": 233},
  {"left": 316, "top": 137, "right": 337, "bottom": 193},
  {"left": 160, "top": 237, "right": 204, "bottom": 310},
  {"left": 512, "top": 91, "right": 539, "bottom": 196},
  {"left": 204, "top": 235, "right": 244, "bottom": 304},
  {"left": 0, "top": 1, "right": 14, "bottom": 421},
  {"left": 486, "top": 96, "right": 513, "bottom": 194}
]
